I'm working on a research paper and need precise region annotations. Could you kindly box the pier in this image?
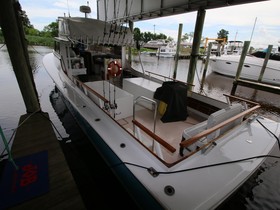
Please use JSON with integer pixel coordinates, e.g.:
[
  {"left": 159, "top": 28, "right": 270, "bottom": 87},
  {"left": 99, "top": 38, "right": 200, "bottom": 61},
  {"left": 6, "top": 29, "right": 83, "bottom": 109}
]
[{"left": 1, "top": 112, "right": 86, "bottom": 209}]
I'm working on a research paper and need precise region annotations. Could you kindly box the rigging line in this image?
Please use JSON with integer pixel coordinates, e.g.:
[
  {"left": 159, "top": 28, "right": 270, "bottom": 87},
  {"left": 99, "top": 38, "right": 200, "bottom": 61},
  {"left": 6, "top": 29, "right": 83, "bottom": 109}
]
[
  {"left": 102, "top": 0, "right": 109, "bottom": 44},
  {"left": 0, "top": 43, "right": 6, "bottom": 49},
  {"left": 0, "top": 109, "right": 41, "bottom": 157},
  {"left": 257, "top": 118, "right": 280, "bottom": 150},
  {"left": 111, "top": 154, "right": 280, "bottom": 176},
  {"left": 127, "top": 0, "right": 134, "bottom": 18},
  {"left": 113, "top": 77, "right": 117, "bottom": 118},
  {"left": 194, "top": 59, "right": 207, "bottom": 96},
  {"left": 138, "top": 50, "right": 145, "bottom": 74},
  {"left": 30, "top": 45, "right": 44, "bottom": 57},
  {"left": 0, "top": 125, "right": 18, "bottom": 169},
  {"left": 116, "top": 0, "right": 121, "bottom": 19},
  {"left": 120, "top": 0, "right": 133, "bottom": 44},
  {"left": 39, "top": 112, "right": 65, "bottom": 141},
  {"left": 66, "top": 0, "right": 70, "bottom": 17},
  {"left": 108, "top": 77, "right": 112, "bottom": 108}
]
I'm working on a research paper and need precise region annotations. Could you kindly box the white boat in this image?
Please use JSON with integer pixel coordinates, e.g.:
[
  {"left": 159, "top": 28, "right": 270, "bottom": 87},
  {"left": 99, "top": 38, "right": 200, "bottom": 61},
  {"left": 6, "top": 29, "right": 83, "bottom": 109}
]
[
  {"left": 156, "top": 42, "right": 177, "bottom": 58},
  {"left": 209, "top": 53, "right": 280, "bottom": 85},
  {"left": 43, "top": 13, "right": 280, "bottom": 210},
  {"left": 224, "top": 41, "right": 244, "bottom": 55}
]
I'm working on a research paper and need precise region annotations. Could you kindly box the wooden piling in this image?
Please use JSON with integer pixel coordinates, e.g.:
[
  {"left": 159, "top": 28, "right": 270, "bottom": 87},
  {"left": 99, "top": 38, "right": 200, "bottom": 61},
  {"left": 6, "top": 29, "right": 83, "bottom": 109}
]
[
  {"left": 200, "top": 42, "right": 212, "bottom": 90},
  {"left": 231, "top": 41, "right": 250, "bottom": 95},
  {"left": 258, "top": 45, "right": 272, "bottom": 82},
  {"left": 173, "top": 23, "right": 183, "bottom": 79},
  {"left": 187, "top": 9, "right": 206, "bottom": 90},
  {"left": 0, "top": 0, "right": 40, "bottom": 113}
]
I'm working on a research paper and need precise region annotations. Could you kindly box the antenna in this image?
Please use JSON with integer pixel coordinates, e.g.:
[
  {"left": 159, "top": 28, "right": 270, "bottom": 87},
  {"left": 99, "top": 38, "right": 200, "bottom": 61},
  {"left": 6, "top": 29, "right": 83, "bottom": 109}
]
[
  {"left": 249, "top": 17, "right": 257, "bottom": 42},
  {"left": 80, "top": 2, "right": 91, "bottom": 18},
  {"left": 67, "top": 0, "right": 70, "bottom": 17}
]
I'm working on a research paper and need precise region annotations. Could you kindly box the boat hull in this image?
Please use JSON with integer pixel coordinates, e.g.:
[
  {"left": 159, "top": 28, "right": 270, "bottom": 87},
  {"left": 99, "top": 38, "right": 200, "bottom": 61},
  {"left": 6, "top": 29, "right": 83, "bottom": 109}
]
[
  {"left": 210, "top": 55, "right": 280, "bottom": 85},
  {"left": 43, "top": 52, "right": 279, "bottom": 210}
]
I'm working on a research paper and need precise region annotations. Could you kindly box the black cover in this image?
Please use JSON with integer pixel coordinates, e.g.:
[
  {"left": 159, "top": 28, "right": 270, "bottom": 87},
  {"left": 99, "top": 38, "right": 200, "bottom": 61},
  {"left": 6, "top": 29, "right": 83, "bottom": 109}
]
[{"left": 154, "top": 81, "right": 188, "bottom": 123}]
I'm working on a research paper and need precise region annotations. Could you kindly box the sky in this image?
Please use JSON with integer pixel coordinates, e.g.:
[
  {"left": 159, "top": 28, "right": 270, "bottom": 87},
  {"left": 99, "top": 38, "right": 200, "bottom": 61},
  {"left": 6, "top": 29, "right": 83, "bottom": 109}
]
[{"left": 19, "top": 0, "right": 280, "bottom": 49}]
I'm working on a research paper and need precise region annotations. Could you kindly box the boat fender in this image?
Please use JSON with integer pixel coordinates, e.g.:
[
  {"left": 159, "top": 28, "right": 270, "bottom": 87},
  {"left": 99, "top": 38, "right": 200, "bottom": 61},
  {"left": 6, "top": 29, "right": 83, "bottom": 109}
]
[{"left": 107, "top": 60, "right": 122, "bottom": 77}]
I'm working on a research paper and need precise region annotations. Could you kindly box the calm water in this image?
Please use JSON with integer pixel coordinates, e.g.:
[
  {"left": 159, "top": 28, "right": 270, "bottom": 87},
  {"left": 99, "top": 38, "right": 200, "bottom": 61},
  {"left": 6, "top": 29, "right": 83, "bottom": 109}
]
[{"left": 1, "top": 46, "right": 280, "bottom": 209}]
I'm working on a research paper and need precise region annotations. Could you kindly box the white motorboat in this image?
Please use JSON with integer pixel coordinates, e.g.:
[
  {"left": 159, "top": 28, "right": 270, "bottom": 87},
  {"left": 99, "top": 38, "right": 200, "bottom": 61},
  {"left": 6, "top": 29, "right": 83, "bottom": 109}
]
[
  {"left": 43, "top": 13, "right": 280, "bottom": 210},
  {"left": 156, "top": 42, "right": 177, "bottom": 58},
  {"left": 209, "top": 53, "right": 280, "bottom": 85}
]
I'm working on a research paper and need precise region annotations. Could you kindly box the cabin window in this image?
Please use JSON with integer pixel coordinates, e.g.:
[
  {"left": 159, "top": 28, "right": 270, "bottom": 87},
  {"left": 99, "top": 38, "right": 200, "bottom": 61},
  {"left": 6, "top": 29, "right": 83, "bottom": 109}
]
[{"left": 54, "top": 41, "right": 60, "bottom": 54}]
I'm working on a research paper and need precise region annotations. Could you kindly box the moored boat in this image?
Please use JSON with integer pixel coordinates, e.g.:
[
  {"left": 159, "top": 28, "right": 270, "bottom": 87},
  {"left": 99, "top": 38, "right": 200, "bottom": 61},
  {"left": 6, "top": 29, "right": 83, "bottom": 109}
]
[
  {"left": 209, "top": 53, "right": 280, "bottom": 85},
  {"left": 156, "top": 41, "right": 177, "bottom": 58},
  {"left": 43, "top": 13, "right": 280, "bottom": 210}
]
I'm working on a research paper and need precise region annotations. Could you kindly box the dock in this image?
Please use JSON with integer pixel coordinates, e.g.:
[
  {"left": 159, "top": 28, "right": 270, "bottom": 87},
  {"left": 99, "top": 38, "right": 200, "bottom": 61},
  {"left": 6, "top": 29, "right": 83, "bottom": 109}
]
[
  {"left": 2, "top": 112, "right": 86, "bottom": 209},
  {"left": 231, "top": 79, "right": 280, "bottom": 95}
]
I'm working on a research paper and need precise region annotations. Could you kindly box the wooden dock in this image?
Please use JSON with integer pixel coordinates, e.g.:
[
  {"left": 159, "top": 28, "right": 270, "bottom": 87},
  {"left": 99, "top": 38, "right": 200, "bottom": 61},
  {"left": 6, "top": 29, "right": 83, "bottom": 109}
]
[
  {"left": 231, "top": 79, "right": 280, "bottom": 95},
  {"left": 6, "top": 112, "right": 86, "bottom": 209}
]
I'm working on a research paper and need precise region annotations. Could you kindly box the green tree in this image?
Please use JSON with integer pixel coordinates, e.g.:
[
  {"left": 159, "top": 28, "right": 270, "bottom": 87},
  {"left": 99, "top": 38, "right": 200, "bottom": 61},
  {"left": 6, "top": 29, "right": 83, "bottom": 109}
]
[
  {"left": 217, "top": 29, "right": 229, "bottom": 42},
  {"left": 25, "top": 27, "right": 40, "bottom": 36},
  {"left": 133, "top": 27, "right": 143, "bottom": 50},
  {"left": 133, "top": 27, "right": 169, "bottom": 45},
  {"left": 167, "top": 36, "right": 173, "bottom": 42},
  {"left": 142, "top": 31, "right": 154, "bottom": 43},
  {"left": 133, "top": 27, "right": 142, "bottom": 42},
  {"left": 188, "top": 32, "right": 194, "bottom": 42},
  {"left": 155, "top": 33, "right": 167, "bottom": 40},
  {"left": 18, "top": 8, "right": 37, "bottom": 35},
  {"left": 42, "top": 22, "right": 58, "bottom": 37},
  {"left": 19, "top": 8, "right": 33, "bottom": 28},
  {"left": 182, "top": 33, "right": 189, "bottom": 42}
]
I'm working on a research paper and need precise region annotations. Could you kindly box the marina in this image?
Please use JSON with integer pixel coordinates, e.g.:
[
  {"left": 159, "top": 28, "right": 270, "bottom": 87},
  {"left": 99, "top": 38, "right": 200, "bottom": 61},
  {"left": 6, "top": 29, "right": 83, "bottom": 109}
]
[
  {"left": 1, "top": 43, "right": 280, "bottom": 209},
  {"left": 1, "top": 0, "right": 280, "bottom": 209}
]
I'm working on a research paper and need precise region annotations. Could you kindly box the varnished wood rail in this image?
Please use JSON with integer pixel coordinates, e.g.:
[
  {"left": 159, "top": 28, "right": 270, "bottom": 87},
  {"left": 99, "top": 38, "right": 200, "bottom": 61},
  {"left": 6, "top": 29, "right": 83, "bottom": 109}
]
[
  {"left": 223, "top": 94, "right": 259, "bottom": 105},
  {"left": 73, "top": 77, "right": 109, "bottom": 103},
  {"left": 180, "top": 104, "right": 261, "bottom": 148},
  {"left": 132, "top": 119, "right": 176, "bottom": 153}
]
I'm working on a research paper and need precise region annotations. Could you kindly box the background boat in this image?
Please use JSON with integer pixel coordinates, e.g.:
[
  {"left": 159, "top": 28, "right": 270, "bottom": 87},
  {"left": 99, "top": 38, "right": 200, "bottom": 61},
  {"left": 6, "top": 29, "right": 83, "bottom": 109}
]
[{"left": 209, "top": 53, "right": 280, "bottom": 85}]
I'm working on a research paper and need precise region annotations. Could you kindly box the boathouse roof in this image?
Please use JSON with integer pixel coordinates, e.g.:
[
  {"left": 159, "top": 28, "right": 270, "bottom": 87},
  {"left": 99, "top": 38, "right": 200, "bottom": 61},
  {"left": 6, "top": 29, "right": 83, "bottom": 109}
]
[{"left": 96, "top": 0, "right": 269, "bottom": 23}]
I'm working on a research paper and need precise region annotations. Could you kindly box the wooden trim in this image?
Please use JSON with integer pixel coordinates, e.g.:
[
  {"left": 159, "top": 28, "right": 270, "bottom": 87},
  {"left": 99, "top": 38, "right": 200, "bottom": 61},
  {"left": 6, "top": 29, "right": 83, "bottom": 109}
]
[
  {"left": 180, "top": 104, "right": 261, "bottom": 148},
  {"left": 132, "top": 119, "right": 176, "bottom": 153},
  {"left": 223, "top": 94, "right": 259, "bottom": 105},
  {"left": 73, "top": 77, "right": 109, "bottom": 103}
]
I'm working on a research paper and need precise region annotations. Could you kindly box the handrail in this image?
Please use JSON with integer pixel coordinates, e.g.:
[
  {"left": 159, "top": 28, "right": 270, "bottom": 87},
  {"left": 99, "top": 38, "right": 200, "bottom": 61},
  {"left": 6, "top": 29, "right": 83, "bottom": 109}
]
[
  {"left": 133, "top": 96, "right": 158, "bottom": 152},
  {"left": 145, "top": 70, "right": 194, "bottom": 87},
  {"left": 133, "top": 96, "right": 157, "bottom": 133},
  {"left": 73, "top": 77, "right": 109, "bottom": 103},
  {"left": 223, "top": 94, "right": 259, "bottom": 105},
  {"left": 132, "top": 119, "right": 176, "bottom": 153},
  {"left": 180, "top": 104, "right": 261, "bottom": 148}
]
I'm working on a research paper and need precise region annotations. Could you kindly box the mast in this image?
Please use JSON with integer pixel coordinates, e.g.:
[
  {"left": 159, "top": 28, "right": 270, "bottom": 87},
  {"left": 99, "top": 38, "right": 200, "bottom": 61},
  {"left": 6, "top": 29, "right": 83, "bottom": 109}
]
[{"left": 249, "top": 17, "right": 257, "bottom": 43}]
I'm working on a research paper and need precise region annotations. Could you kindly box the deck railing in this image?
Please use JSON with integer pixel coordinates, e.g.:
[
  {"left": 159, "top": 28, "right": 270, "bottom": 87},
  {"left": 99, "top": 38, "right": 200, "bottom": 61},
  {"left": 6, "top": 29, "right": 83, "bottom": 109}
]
[{"left": 180, "top": 96, "right": 261, "bottom": 149}]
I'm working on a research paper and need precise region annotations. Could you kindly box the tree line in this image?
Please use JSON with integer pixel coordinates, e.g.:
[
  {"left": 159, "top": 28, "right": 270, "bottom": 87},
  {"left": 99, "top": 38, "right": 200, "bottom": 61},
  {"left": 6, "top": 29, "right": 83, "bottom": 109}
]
[{"left": 0, "top": 9, "right": 58, "bottom": 46}]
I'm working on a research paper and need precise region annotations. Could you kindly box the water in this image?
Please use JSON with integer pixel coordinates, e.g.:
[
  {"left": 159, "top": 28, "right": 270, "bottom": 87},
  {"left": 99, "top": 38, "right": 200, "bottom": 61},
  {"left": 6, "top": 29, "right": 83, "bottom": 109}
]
[{"left": 0, "top": 46, "right": 280, "bottom": 209}]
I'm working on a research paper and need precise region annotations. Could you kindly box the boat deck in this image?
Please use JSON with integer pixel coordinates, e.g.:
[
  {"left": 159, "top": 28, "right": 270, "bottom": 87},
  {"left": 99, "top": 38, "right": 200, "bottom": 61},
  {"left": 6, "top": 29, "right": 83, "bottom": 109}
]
[{"left": 118, "top": 108, "right": 202, "bottom": 163}]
